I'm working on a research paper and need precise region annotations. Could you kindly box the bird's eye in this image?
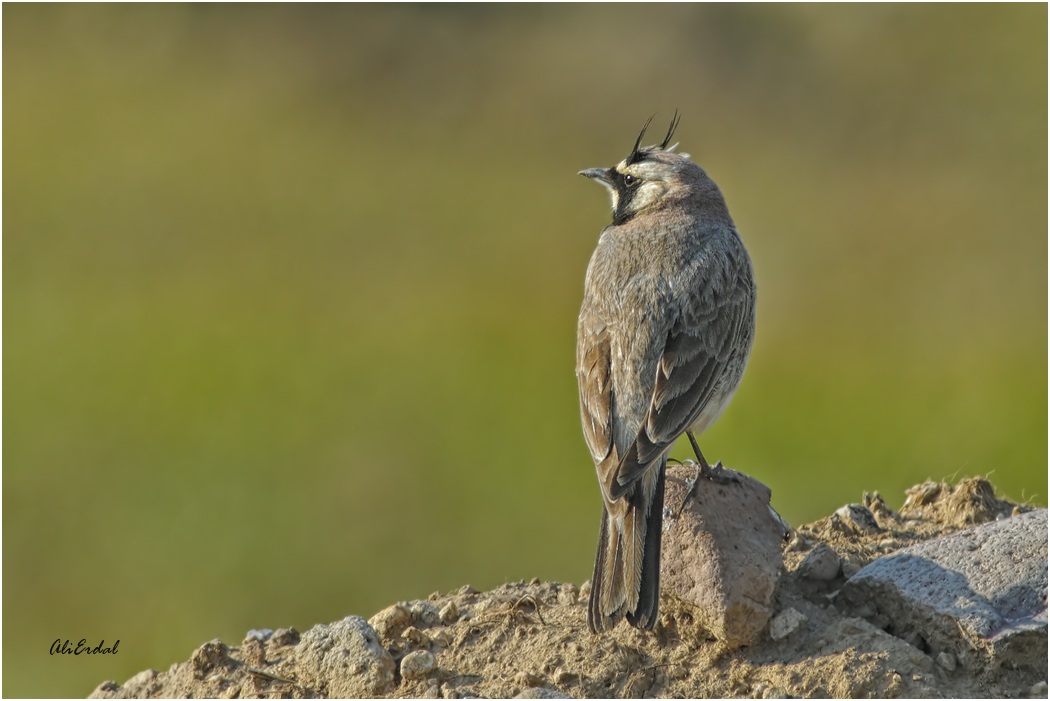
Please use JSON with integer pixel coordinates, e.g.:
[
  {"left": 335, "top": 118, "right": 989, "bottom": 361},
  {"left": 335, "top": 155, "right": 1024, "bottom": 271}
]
[{"left": 624, "top": 174, "right": 639, "bottom": 187}]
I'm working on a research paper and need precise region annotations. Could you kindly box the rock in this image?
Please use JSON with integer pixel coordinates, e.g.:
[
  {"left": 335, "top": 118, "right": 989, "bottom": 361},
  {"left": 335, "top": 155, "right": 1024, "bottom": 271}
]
[
  {"left": 270, "top": 627, "right": 300, "bottom": 646},
  {"left": 831, "top": 504, "right": 882, "bottom": 535},
  {"left": 296, "top": 616, "right": 396, "bottom": 696},
  {"left": 406, "top": 600, "right": 442, "bottom": 626},
  {"left": 662, "top": 463, "right": 787, "bottom": 648},
  {"left": 244, "top": 628, "right": 273, "bottom": 642},
  {"left": 1030, "top": 681, "right": 1048, "bottom": 697},
  {"left": 439, "top": 601, "right": 460, "bottom": 624},
  {"left": 839, "top": 509, "right": 1048, "bottom": 673},
  {"left": 798, "top": 543, "right": 841, "bottom": 581},
  {"left": 400, "top": 649, "right": 437, "bottom": 679},
  {"left": 936, "top": 651, "right": 957, "bottom": 672},
  {"left": 190, "top": 640, "right": 234, "bottom": 680},
  {"left": 769, "top": 608, "right": 807, "bottom": 641},
  {"left": 370, "top": 604, "right": 412, "bottom": 640}
]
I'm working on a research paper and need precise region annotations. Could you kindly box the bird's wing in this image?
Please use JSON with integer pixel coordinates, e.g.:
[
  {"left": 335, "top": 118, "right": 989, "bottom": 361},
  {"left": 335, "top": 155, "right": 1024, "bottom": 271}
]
[
  {"left": 576, "top": 328, "right": 614, "bottom": 467},
  {"left": 611, "top": 262, "right": 753, "bottom": 496}
]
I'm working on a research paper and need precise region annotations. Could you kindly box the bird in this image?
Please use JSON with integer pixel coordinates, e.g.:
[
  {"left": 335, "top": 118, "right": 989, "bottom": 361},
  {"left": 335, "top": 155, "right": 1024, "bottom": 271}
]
[{"left": 576, "top": 114, "right": 756, "bottom": 632}]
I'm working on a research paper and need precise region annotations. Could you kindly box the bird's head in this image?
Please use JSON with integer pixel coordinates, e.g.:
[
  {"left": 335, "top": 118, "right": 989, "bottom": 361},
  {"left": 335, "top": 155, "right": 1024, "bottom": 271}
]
[{"left": 580, "top": 113, "right": 725, "bottom": 226}]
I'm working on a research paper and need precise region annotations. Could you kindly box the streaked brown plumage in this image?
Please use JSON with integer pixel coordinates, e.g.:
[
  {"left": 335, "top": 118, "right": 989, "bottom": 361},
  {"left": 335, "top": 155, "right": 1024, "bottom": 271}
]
[{"left": 577, "top": 116, "right": 756, "bottom": 632}]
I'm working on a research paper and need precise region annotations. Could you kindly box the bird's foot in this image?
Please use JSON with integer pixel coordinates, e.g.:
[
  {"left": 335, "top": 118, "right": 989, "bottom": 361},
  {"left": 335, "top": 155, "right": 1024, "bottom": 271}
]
[{"left": 699, "top": 460, "right": 741, "bottom": 485}]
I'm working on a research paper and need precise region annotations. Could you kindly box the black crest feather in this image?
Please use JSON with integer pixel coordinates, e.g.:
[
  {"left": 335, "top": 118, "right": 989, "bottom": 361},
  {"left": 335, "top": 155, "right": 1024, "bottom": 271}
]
[
  {"left": 660, "top": 110, "right": 681, "bottom": 150},
  {"left": 625, "top": 111, "right": 680, "bottom": 165},
  {"left": 625, "top": 115, "right": 654, "bottom": 166}
]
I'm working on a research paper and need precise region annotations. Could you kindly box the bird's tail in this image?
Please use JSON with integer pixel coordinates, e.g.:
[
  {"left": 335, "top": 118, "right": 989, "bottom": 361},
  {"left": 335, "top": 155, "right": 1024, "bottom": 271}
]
[{"left": 587, "top": 461, "right": 666, "bottom": 632}]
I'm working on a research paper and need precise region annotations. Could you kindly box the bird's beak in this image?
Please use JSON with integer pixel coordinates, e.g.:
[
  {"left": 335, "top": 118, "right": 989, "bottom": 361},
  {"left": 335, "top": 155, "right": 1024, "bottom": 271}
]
[{"left": 579, "top": 167, "right": 614, "bottom": 187}]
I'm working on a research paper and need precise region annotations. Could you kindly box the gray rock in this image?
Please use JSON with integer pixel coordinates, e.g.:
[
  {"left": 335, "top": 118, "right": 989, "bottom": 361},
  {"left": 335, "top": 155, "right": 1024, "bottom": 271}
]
[
  {"left": 662, "top": 464, "right": 786, "bottom": 648},
  {"left": 798, "top": 543, "right": 842, "bottom": 581},
  {"left": 369, "top": 604, "right": 411, "bottom": 640},
  {"left": 439, "top": 601, "right": 460, "bottom": 624},
  {"left": 400, "top": 649, "right": 437, "bottom": 679},
  {"left": 840, "top": 509, "right": 1048, "bottom": 673},
  {"left": 832, "top": 503, "right": 882, "bottom": 535},
  {"left": 296, "top": 615, "right": 396, "bottom": 696},
  {"left": 244, "top": 628, "right": 273, "bottom": 642},
  {"left": 936, "top": 651, "right": 957, "bottom": 672},
  {"left": 769, "top": 607, "right": 807, "bottom": 641}
]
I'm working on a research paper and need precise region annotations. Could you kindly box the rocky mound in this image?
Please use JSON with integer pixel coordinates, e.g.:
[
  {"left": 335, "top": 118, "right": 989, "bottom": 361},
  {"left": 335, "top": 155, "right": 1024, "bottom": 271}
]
[{"left": 90, "top": 478, "right": 1047, "bottom": 699}]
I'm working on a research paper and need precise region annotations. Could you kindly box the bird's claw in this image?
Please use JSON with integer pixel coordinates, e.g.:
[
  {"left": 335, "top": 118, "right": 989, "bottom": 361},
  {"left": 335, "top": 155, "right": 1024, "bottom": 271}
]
[{"left": 699, "top": 460, "right": 740, "bottom": 485}]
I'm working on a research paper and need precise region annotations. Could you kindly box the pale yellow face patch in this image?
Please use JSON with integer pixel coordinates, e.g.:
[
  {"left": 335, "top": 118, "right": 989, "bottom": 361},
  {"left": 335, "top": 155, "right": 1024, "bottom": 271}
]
[{"left": 613, "top": 159, "right": 670, "bottom": 216}]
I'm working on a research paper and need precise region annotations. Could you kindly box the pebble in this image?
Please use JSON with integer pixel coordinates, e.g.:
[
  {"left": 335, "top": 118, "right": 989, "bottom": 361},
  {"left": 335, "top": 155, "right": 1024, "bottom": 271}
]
[
  {"left": 402, "top": 626, "right": 430, "bottom": 645},
  {"left": 769, "top": 608, "right": 807, "bottom": 641},
  {"left": 936, "top": 651, "right": 957, "bottom": 672},
  {"left": 439, "top": 601, "right": 460, "bottom": 625},
  {"left": 270, "top": 627, "right": 300, "bottom": 646},
  {"left": 244, "top": 628, "right": 273, "bottom": 642},
  {"left": 798, "top": 543, "right": 841, "bottom": 581},
  {"left": 400, "top": 649, "right": 437, "bottom": 679},
  {"left": 1031, "top": 681, "right": 1048, "bottom": 697},
  {"left": 369, "top": 604, "right": 411, "bottom": 639},
  {"left": 833, "top": 504, "right": 882, "bottom": 534}
]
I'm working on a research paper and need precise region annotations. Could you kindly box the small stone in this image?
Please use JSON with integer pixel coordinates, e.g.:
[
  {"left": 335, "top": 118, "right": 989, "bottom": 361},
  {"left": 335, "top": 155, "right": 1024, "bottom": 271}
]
[
  {"left": 190, "top": 640, "right": 231, "bottom": 680},
  {"left": 833, "top": 504, "right": 882, "bottom": 534},
  {"left": 402, "top": 626, "right": 431, "bottom": 645},
  {"left": 769, "top": 608, "right": 807, "bottom": 641},
  {"left": 798, "top": 543, "right": 841, "bottom": 581},
  {"left": 270, "top": 628, "right": 300, "bottom": 646},
  {"left": 936, "top": 651, "right": 957, "bottom": 672},
  {"left": 458, "top": 584, "right": 479, "bottom": 596},
  {"left": 1030, "top": 681, "right": 1048, "bottom": 697},
  {"left": 406, "top": 600, "right": 441, "bottom": 626},
  {"left": 423, "top": 682, "right": 441, "bottom": 698},
  {"left": 369, "top": 604, "right": 411, "bottom": 639},
  {"left": 400, "top": 649, "right": 437, "bottom": 679},
  {"left": 244, "top": 628, "right": 273, "bottom": 642},
  {"left": 439, "top": 601, "right": 460, "bottom": 625}
]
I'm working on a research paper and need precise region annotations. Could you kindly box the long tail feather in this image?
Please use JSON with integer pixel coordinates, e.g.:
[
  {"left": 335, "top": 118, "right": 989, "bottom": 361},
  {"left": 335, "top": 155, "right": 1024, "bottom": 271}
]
[{"left": 587, "top": 460, "right": 666, "bottom": 632}]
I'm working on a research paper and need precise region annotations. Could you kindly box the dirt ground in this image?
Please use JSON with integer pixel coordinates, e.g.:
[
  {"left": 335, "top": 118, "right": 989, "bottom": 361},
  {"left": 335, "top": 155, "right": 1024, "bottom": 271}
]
[{"left": 91, "top": 478, "right": 1047, "bottom": 699}]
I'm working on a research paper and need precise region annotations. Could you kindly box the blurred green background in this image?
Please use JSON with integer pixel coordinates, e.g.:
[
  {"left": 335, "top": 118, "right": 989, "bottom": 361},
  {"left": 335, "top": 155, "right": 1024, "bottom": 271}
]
[{"left": 4, "top": 4, "right": 1046, "bottom": 697}]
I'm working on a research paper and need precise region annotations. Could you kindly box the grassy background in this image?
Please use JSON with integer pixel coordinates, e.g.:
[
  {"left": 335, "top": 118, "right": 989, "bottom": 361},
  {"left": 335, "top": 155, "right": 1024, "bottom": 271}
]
[{"left": 3, "top": 5, "right": 1046, "bottom": 697}]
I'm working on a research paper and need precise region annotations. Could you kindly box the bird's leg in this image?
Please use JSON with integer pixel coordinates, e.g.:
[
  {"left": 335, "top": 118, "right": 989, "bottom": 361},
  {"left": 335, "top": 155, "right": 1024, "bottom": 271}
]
[
  {"left": 686, "top": 432, "right": 737, "bottom": 482},
  {"left": 676, "top": 431, "right": 739, "bottom": 516}
]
